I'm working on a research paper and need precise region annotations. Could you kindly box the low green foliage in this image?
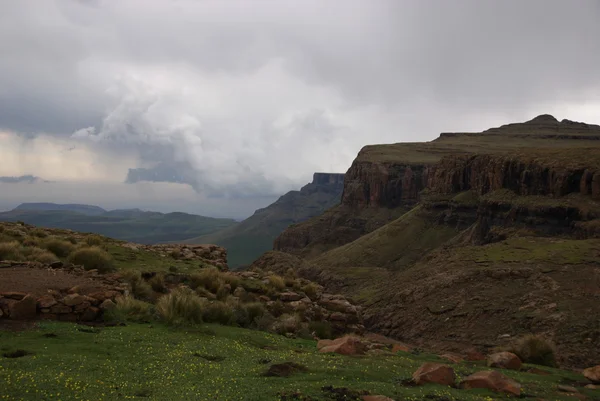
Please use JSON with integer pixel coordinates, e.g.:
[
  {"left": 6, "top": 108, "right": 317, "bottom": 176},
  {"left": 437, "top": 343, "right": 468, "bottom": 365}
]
[
  {"left": 67, "top": 246, "right": 114, "bottom": 273},
  {"left": 156, "top": 287, "right": 205, "bottom": 325},
  {"left": 190, "top": 267, "right": 223, "bottom": 293},
  {"left": 202, "top": 301, "right": 234, "bottom": 325},
  {"left": 267, "top": 275, "right": 286, "bottom": 291},
  {"left": 148, "top": 273, "right": 167, "bottom": 293},
  {"left": 42, "top": 238, "right": 76, "bottom": 258}
]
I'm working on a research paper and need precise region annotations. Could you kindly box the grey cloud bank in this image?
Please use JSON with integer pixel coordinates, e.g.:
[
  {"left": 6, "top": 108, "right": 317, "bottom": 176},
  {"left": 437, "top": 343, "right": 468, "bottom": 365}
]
[{"left": 1, "top": 0, "right": 599, "bottom": 217}]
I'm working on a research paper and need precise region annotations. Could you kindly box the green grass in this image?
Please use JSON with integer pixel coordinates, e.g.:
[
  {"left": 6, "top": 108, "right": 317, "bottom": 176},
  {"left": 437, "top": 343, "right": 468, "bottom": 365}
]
[{"left": 1, "top": 322, "right": 596, "bottom": 401}]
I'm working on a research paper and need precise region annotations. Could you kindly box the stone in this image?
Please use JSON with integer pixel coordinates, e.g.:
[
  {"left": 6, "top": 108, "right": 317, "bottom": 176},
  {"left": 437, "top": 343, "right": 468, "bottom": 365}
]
[
  {"left": 37, "top": 295, "right": 57, "bottom": 309},
  {"left": 233, "top": 287, "right": 247, "bottom": 297},
  {"left": 8, "top": 294, "right": 37, "bottom": 320},
  {"left": 49, "top": 261, "right": 64, "bottom": 269},
  {"left": 0, "top": 291, "right": 28, "bottom": 300},
  {"left": 557, "top": 385, "right": 578, "bottom": 393},
  {"left": 67, "top": 286, "right": 81, "bottom": 294},
  {"left": 487, "top": 352, "right": 522, "bottom": 370},
  {"left": 319, "top": 298, "right": 356, "bottom": 314},
  {"left": 318, "top": 336, "right": 367, "bottom": 356},
  {"left": 57, "top": 313, "right": 78, "bottom": 322},
  {"left": 62, "top": 294, "right": 86, "bottom": 306},
  {"left": 459, "top": 371, "right": 521, "bottom": 396},
  {"left": 362, "top": 396, "right": 395, "bottom": 401},
  {"left": 392, "top": 344, "right": 411, "bottom": 353},
  {"left": 99, "top": 299, "right": 116, "bottom": 311},
  {"left": 440, "top": 353, "right": 463, "bottom": 364},
  {"left": 583, "top": 365, "right": 600, "bottom": 383},
  {"left": 465, "top": 349, "right": 486, "bottom": 361},
  {"left": 74, "top": 301, "right": 91, "bottom": 312},
  {"left": 0, "top": 308, "right": 3, "bottom": 318},
  {"left": 412, "top": 363, "right": 456, "bottom": 386},
  {"left": 81, "top": 307, "right": 100, "bottom": 322},
  {"left": 50, "top": 304, "right": 72, "bottom": 314},
  {"left": 280, "top": 292, "right": 303, "bottom": 302},
  {"left": 585, "top": 384, "right": 599, "bottom": 390},
  {"left": 329, "top": 312, "right": 348, "bottom": 321}
]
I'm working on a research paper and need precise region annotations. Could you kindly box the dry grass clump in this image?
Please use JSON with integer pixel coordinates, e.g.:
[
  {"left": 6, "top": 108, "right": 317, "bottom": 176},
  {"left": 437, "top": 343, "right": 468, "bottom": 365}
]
[
  {"left": 301, "top": 282, "right": 320, "bottom": 300},
  {"left": 267, "top": 275, "right": 286, "bottom": 291},
  {"left": 148, "top": 274, "right": 167, "bottom": 293},
  {"left": 85, "top": 235, "right": 104, "bottom": 246},
  {"left": 156, "top": 287, "right": 205, "bottom": 325},
  {"left": 121, "top": 270, "right": 154, "bottom": 300},
  {"left": 0, "top": 241, "right": 23, "bottom": 261},
  {"left": 202, "top": 301, "right": 233, "bottom": 325},
  {"left": 67, "top": 246, "right": 114, "bottom": 273},
  {"left": 31, "top": 228, "right": 48, "bottom": 238},
  {"left": 190, "top": 267, "right": 223, "bottom": 293},
  {"left": 106, "top": 295, "right": 153, "bottom": 323},
  {"left": 21, "top": 247, "right": 58, "bottom": 264},
  {"left": 507, "top": 334, "right": 558, "bottom": 367},
  {"left": 42, "top": 238, "right": 76, "bottom": 258}
]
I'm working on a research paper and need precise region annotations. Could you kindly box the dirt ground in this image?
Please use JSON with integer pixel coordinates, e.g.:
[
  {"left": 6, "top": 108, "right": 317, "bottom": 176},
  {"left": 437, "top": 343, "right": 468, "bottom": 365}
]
[{"left": 0, "top": 266, "right": 109, "bottom": 297}]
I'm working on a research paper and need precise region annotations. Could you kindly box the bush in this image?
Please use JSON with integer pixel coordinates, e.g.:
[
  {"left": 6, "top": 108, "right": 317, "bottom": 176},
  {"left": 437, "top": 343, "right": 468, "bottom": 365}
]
[
  {"left": 66, "top": 236, "right": 78, "bottom": 245},
  {"left": 267, "top": 275, "right": 286, "bottom": 291},
  {"left": 106, "top": 296, "right": 153, "bottom": 323},
  {"left": 301, "top": 283, "right": 320, "bottom": 300},
  {"left": 156, "top": 287, "right": 204, "bottom": 325},
  {"left": 243, "top": 302, "right": 267, "bottom": 325},
  {"left": 308, "top": 321, "right": 333, "bottom": 339},
  {"left": 0, "top": 241, "right": 23, "bottom": 261},
  {"left": 42, "top": 239, "right": 76, "bottom": 258},
  {"left": 508, "top": 334, "right": 557, "bottom": 367},
  {"left": 31, "top": 228, "right": 48, "bottom": 238},
  {"left": 273, "top": 313, "right": 301, "bottom": 335},
  {"left": 255, "top": 312, "right": 277, "bottom": 332},
  {"left": 190, "top": 267, "right": 223, "bottom": 293},
  {"left": 148, "top": 274, "right": 167, "bottom": 293},
  {"left": 269, "top": 300, "right": 287, "bottom": 318},
  {"left": 202, "top": 301, "right": 233, "bottom": 325},
  {"left": 122, "top": 270, "right": 154, "bottom": 300},
  {"left": 21, "top": 247, "right": 59, "bottom": 264},
  {"left": 67, "top": 246, "right": 114, "bottom": 273},
  {"left": 85, "top": 235, "right": 104, "bottom": 246},
  {"left": 20, "top": 237, "right": 39, "bottom": 247},
  {"left": 169, "top": 249, "right": 181, "bottom": 259},
  {"left": 222, "top": 274, "right": 241, "bottom": 291}
]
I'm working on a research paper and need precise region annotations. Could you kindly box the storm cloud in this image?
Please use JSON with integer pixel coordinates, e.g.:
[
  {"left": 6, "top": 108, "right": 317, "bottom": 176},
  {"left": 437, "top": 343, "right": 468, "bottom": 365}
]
[{"left": 1, "top": 0, "right": 599, "bottom": 215}]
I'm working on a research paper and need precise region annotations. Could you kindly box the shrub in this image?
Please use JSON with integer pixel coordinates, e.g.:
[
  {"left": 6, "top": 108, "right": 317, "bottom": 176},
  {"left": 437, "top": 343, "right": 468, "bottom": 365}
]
[
  {"left": 67, "top": 246, "right": 114, "bottom": 273},
  {"left": 255, "top": 312, "right": 276, "bottom": 332},
  {"left": 273, "top": 313, "right": 301, "bottom": 335},
  {"left": 202, "top": 301, "right": 233, "bottom": 325},
  {"left": 222, "top": 274, "right": 241, "bottom": 291},
  {"left": 267, "top": 275, "right": 286, "bottom": 291},
  {"left": 20, "top": 237, "right": 39, "bottom": 247},
  {"left": 243, "top": 302, "right": 267, "bottom": 325},
  {"left": 301, "top": 283, "right": 320, "bottom": 300},
  {"left": 121, "top": 270, "right": 154, "bottom": 300},
  {"left": 169, "top": 249, "right": 181, "bottom": 259},
  {"left": 190, "top": 267, "right": 223, "bottom": 293},
  {"left": 42, "top": 239, "right": 75, "bottom": 258},
  {"left": 0, "top": 241, "right": 23, "bottom": 261},
  {"left": 215, "top": 285, "right": 230, "bottom": 301},
  {"left": 156, "top": 287, "right": 205, "bottom": 325},
  {"left": 508, "top": 334, "right": 557, "bottom": 367},
  {"left": 21, "top": 247, "right": 59, "bottom": 264},
  {"left": 31, "top": 228, "right": 48, "bottom": 238},
  {"left": 85, "top": 235, "right": 103, "bottom": 246},
  {"left": 65, "top": 236, "right": 78, "bottom": 244},
  {"left": 269, "top": 301, "right": 287, "bottom": 318},
  {"left": 308, "top": 321, "right": 333, "bottom": 339},
  {"left": 148, "top": 274, "right": 167, "bottom": 293},
  {"left": 106, "top": 296, "right": 153, "bottom": 323}
]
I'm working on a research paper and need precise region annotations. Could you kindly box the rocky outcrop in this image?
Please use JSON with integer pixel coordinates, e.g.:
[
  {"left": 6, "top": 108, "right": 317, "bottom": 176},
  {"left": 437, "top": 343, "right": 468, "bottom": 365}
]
[
  {"left": 412, "top": 363, "right": 456, "bottom": 386},
  {"left": 459, "top": 371, "right": 521, "bottom": 396},
  {"left": 128, "top": 243, "right": 229, "bottom": 270}
]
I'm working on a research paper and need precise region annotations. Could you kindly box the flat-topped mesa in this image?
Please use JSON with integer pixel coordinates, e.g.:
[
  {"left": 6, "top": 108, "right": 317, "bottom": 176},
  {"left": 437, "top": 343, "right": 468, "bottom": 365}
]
[{"left": 312, "top": 172, "right": 345, "bottom": 186}]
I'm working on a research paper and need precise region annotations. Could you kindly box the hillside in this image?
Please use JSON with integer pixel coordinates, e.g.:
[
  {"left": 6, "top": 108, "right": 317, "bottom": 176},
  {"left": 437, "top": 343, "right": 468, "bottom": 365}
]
[
  {"left": 267, "top": 114, "right": 600, "bottom": 368},
  {"left": 0, "top": 203, "right": 236, "bottom": 244},
  {"left": 184, "top": 173, "right": 344, "bottom": 268}
]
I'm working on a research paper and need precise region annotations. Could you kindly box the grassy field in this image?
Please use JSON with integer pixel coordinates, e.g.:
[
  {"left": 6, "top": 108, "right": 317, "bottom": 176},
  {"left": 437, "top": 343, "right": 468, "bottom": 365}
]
[{"left": 1, "top": 322, "right": 597, "bottom": 401}]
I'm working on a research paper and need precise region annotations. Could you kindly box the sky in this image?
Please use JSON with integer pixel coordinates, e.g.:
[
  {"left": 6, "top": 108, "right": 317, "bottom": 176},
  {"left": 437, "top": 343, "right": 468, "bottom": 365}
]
[{"left": 1, "top": 0, "right": 599, "bottom": 218}]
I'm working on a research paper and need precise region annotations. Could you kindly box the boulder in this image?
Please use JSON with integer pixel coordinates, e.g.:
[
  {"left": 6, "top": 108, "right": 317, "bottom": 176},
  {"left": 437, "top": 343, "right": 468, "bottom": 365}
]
[
  {"left": 99, "top": 299, "right": 116, "bottom": 311},
  {"left": 585, "top": 384, "right": 599, "bottom": 390},
  {"left": 584, "top": 366, "right": 600, "bottom": 383},
  {"left": 465, "top": 349, "right": 486, "bottom": 361},
  {"left": 50, "top": 304, "right": 73, "bottom": 314},
  {"left": 62, "top": 294, "right": 86, "bottom": 306},
  {"left": 487, "top": 352, "right": 522, "bottom": 370},
  {"left": 412, "top": 363, "right": 456, "bottom": 386},
  {"left": 557, "top": 385, "right": 578, "bottom": 393},
  {"left": 392, "top": 344, "right": 411, "bottom": 353},
  {"left": 318, "top": 336, "right": 367, "bottom": 355},
  {"left": 280, "top": 292, "right": 303, "bottom": 302},
  {"left": 37, "top": 295, "right": 57, "bottom": 309},
  {"left": 80, "top": 307, "right": 100, "bottom": 322},
  {"left": 74, "top": 301, "right": 91, "bottom": 312},
  {"left": 0, "top": 291, "right": 28, "bottom": 300},
  {"left": 9, "top": 294, "right": 37, "bottom": 320},
  {"left": 460, "top": 371, "right": 521, "bottom": 396}
]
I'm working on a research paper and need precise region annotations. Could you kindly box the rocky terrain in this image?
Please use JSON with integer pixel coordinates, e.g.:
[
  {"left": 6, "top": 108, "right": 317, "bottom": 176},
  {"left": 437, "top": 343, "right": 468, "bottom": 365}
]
[{"left": 269, "top": 115, "right": 600, "bottom": 368}]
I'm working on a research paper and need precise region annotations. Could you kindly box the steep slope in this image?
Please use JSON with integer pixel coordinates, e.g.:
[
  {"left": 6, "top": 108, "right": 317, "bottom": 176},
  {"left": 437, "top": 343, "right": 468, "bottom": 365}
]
[
  {"left": 183, "top": 173, "right": 344, "bottom": 268},
  {"left": 265, "top": 115, "right": 600, "bottom": 368},
  {"left": 0, "top": 206, "right": 236, "bottom": 244}
]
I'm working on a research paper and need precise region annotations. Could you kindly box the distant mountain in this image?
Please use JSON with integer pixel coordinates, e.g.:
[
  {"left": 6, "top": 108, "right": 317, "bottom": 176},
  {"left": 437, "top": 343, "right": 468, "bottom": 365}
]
[
  {"left": 0, "top": 203, "right": 237, "bottom": 244},
  {"left": 182, "top": 172, "right": 344, "bottom": 268},
  {"left": 0, "top": 175, "right": 45, "bottom": 184}
]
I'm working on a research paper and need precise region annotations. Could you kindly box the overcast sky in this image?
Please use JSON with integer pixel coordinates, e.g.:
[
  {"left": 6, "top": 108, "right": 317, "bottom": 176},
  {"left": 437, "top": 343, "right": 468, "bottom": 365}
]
[{"left": 1, "top": 0, "right": 599, "bottom": 217}]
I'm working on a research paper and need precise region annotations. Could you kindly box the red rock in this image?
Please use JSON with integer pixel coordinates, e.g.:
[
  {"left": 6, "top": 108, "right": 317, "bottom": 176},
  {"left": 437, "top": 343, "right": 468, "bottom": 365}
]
[
  {"left": 280, "top": 292, "right": 303, "bottom": 302},
  {"left": 392, "top": 344, "right": 411, "bottom": 353},
  {"left": 88, "top": 291, "right": 119, "bottom": 302},
  {"left": 440, "top": 353, "right": 463, "bottom": 363},
  {"left": 9, "top": 295, "right": 37, "bottom": 320},
  {"left": 487, "top": 352, "right": 522, "bottom": 370},
  {"left": 50, "top": 304, "right": 72, "bottom": 314},
  {"left": 460, "top": 370, "right": 521, "bottom": 396},
  {"left": 583, "top": 365, "right": 600, "bottom": 383},
  {"left": 80, "top": 307, "right": 100, "bottom": 322},
  {"left": 412, "top": 363, "right": 456, "bottom": 386},
  {"left": 74, "top": 301, "right": 91, "bottom": 312},
  {"left": 318, "top": 336, "right": 367, "bottom": 355},
  {"left": 37, "top": 295, "right": 57, "bottom": 309},
  {"left": 465, "top": 349, "right": 486, "bottom": 361},
  {"left": 0, "top": 291, "right": 28, "bottom": 300},
  {"left": 62, "top": 294, "right": 86, "bottom": 306},
  {"left": 99, "top": 299, "right": 116, "bottom": 311},
  {"left": 362, "top": 396, "right": 395, "bottom": 401}
]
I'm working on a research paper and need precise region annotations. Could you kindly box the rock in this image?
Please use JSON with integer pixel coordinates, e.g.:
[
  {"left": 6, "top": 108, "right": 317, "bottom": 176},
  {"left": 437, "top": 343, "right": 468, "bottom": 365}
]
[
  {"left": 557, "top": 385, "right": 578, "bottom": 393},
  {"left": 74, "top": 301, "right": 91, "bottom": 312},
  {"left": 367, "top": 349, "right": 392, "bottom": 356},
  {"left": 318, "top": 336, "right": 367, "bottom": 356},
  {"left": 319, "top": 298, "right": 356, "bottom": 314},
  {"left": 280, "top": 292, "right": 303, "bottom": 302},
  {"left": 80, "top": 307, "right": 100, "bottom": 322},
  {"left": 62, "top": 294, "right": 86, "bottom": 306},
  {"left": 585, "top": 384, "right": 598, "bottom": 390},
  {"left": 392, "top": 344, "right": 410, "bottom": 353},
  {"left": 37, "top": 295, "right": 57, "bottom": 309},
  {"left": 9, "top": 295, "right": 37, "bottom": 320},
  {"left": 583, "top": 366, "right": 600, "bottom": 383},
  {"left": 88, "top": 291, "right": 120, "bottom": 302},
  {"left": 459, "top": 371, "right": 521, "bottom": 396},
  {"left": 362, "top": 396, "right": 395, "bottom": 401},
  {"left": 440, "top": 353, "right": 463, "bottom": 364},
  {"left": 465, "top": 349, "right": 486, "bottom": 361},
  {"left": 329, "top": 312, "right": 348, "bottom": 321},
  {"left": 0, "top": 291, "right": 28, "bottom": 300},
  {"left": 487, "top": 352, "right": 522, "bottom": 370},
  {"left": 0, "top": 308, "right": 3, "bottom": 318},
  {"left": 49, "top": 261, "right": 64, "bottom": 269},
  {"left": 67, "top": 286, "right": 81, "bottom": 294},
  {"left": 50, "top": 304, "right": 72, "bottom": 314},
  {"left": 412, "top": 363, "right": 456, "bottom": 386},
  {"left": 99, "top": 299, "right": 116, "bottom": 311}
]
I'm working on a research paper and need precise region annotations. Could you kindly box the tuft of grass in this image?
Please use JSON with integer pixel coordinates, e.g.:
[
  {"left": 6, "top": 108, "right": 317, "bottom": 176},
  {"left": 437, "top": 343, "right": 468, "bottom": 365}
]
[
  {"left": 21, "top": 247, "right": 59, "bottom": 264},
  {"left": 189, "top": 267, "right": 223, "bottom": 293},
  {"left": 67, "top": 246, "right": 114, "bottom": 273},
  {"left": 106, "top": 296, "right": 153, "bottom": 323},
  {"left": 267, "top": 275, "right": 286, "bottom": 291},
  {"left": 202, "top": 301, "right": 233, "bottom": 325},
  {"left": 42, "top": 239, "right": 76, "bottom": 258},
  {"left": 301, "top": 283, "right": 320, "bottom": 300},
  {"left": 308, "top": 321, "right": 332, "bottom": 339},
  {"left": 507, "top": 334, "right": 558, "bottom": 367},
  {"left": 121, "top": 270, "right": 154, "bottom": 300},
  {"left": 0, "top": 241, "right": 23, "bottom": 261},
  {"left": 148, "top": 274, "right": 167, "bottom": 293},
  {"left": 85, "top": 235, "right": 104, "bottom": 246},
  {"left": 31, "top": 228, "right": 48, "bottom": 238},
  {"left": 156, "top": 287, "right": 205, "bottom": 326}
]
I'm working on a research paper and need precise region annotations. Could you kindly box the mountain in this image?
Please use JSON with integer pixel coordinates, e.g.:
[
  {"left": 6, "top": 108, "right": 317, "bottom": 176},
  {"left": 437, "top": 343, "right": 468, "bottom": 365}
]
[
  {"left": 182, "top": 172, "right": 344, "bottom": 268},
  {"left": 260, "top": 115, "right": 600, "bottom": 368},
  {"left": 0, "top": 204, "right": 237, "bottom": 244},
  {"left": 0, "top": 175, "right": 45, "bottom": 184}
]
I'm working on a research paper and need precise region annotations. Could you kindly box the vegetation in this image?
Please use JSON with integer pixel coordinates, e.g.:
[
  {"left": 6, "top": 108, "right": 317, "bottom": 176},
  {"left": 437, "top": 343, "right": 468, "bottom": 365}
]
[
  {"left": 156, "top": 287, "right": 205, "bottom": 325},
  {"left": 67, "top": 246, "right": 115, "bottom": 273},
  {"left": 507, "top": 335, "right": 558, "bottom": 367},
  {"left": 105, "top": 296, "right": 154, "bottom": 323},
  {"left": 41, "top": 238, "right": 76, "bottom": 258}
]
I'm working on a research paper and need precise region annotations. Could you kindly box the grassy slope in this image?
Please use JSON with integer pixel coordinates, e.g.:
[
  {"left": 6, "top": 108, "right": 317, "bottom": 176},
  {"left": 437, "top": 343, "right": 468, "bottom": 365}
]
[
  {"left": 1, "top": 321, "right": 597, "bottom": 401},
  {"left": 0, "top": 210, "right": 236, "bottom": 244}
]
